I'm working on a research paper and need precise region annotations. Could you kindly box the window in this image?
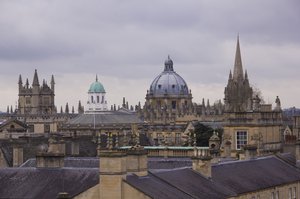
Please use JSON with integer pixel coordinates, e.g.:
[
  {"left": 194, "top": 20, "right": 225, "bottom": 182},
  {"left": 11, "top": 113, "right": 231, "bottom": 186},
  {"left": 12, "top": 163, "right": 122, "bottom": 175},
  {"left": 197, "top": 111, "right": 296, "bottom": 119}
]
[
  {"left": 276, "top": 190, "right": 279, "bottom": 199},
  {"left": 172, "top": 84, "right": 175, "bottom": 89},
  {"left": 97, "top": 96, "right": 100, "bottom": 103},
  {"left": 236, "top": 131, "right": 247, "bottom": 150},
  {"left": 101, "top": 96, "right": 104, "bottom": 104},
  {"left": 175, "top": 133, "right": 181, "bottom": 145},
  {"left": 293, "top": 187, "right": 296, "bottom": 199},
  {"left": 43, "top": 97, "right": 50, "bottom": 106},
  {"left": 289, "top": 188, "right": 292, "bottom": 199},
  {"left": 91, "top": 96, "right": 94, "bottom": 103},
  {"left": 158, "top": 85, "right": 161, "bottom": 89},
  {"left": 26, "top": 97, "right": 31, "bottom": 104},
  {"left": 172, "top": 101, "right": 176, "bottom": 109},
  {"left": 271, "top": 192, "right": 275, "bottom": 199}
]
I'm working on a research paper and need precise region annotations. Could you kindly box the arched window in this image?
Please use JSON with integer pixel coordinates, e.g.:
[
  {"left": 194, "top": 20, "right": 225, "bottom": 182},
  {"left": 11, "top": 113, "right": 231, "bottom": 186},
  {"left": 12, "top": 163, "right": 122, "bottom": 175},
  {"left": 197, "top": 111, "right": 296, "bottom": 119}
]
[
  {"left": 97, "top": 96, "right": 100, "bottom": 103},
  {"left": 101, "top": 96, "right": 104, "bottom": 104},
  {"left": 91, "top": 96, "right": 94, "bottom": 103}
]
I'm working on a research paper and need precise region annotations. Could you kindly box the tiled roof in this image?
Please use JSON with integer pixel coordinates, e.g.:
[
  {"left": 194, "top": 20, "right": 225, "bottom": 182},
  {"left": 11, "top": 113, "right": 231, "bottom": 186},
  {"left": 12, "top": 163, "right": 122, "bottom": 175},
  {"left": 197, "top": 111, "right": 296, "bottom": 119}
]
[
  {"left": 126, "top": 172, "right": 193, "bottom": 199},
  {"left": 151, "top": 168, "right": 236, "bottom": 199},
  {"left": 0, "top": 167, "right": 98, "bottom": 199},
  {"left": 68, "top": 110, "right": 142, "bottom": 125},
  {"left": 212, "top": 156, "right": 300, "bottom": 194}
]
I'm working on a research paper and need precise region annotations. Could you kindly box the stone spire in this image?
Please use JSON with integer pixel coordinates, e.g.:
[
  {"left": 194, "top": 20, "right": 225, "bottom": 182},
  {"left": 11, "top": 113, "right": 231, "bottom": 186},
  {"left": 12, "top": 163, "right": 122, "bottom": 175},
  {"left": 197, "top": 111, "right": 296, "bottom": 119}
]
[
  {"left": 51, "top": 75, "right": 55, "bottom": 91},
  {"left": 233, "top": 36, "right": 244, "bottom": 81},
  {"left": 32, "top": 69, "right": 40, "bottom": 86},
  {"left": 26, "top": 78, "right": 29, "bottom": 88},
  {"left": 18, "top": 74, "right": 23, "bottom": 85}
]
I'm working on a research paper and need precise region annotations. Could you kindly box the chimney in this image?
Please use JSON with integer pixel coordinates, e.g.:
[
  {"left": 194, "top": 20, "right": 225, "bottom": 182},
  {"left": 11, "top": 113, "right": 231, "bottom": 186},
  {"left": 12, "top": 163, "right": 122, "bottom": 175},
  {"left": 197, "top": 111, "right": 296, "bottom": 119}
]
[
  {"left": 126, "top": 146, "right": 148, "bottom": 176},
  {"left": 36, "top": 138, "right": 65, "bottom": 168},
  {"left": 13, "top": 146, "right": 23, "bottom": 167},
  {"left": 36, "top": 152, "right": 64, "bottom": 168},
  {"left": 99, "top": 150, "right": 127, "bottom": 199},
  {"left": 244, "top": 144, "right": 257, "bottom": 160},
  {"left": 48, "top": 138, "right": 66, "bottom": 155},
  {"left": 71, "top": 139, "right": 79, "bottom": 156},
  {"left": 192, "top": 156, "right": 212, "bottom": 178},
  {"left": 223, "top": 140, "right": 232, "bottom": 158}
]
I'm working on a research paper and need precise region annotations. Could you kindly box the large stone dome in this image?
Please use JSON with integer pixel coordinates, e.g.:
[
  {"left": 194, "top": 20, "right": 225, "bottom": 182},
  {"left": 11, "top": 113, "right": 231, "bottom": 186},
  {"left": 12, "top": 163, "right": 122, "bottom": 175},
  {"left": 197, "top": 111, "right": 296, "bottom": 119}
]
[
  {"left": 149, "top": 56, "right": 189, "bottom": 97},
  {"left": 88, "top": 76, "right": 105, "bottom": 93}
]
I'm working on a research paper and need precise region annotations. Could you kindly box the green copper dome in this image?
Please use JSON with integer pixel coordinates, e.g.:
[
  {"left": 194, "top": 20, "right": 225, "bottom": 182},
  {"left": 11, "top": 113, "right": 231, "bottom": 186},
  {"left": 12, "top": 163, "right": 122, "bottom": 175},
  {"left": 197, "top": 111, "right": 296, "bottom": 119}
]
[{"left": 88, "top": 76, "right": 105, "bottom": 93}]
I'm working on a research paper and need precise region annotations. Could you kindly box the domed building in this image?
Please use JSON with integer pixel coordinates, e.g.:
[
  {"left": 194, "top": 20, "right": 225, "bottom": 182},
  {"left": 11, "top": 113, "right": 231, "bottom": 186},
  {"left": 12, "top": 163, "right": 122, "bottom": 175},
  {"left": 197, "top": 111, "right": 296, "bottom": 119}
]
[
  {"left": 143, "top": 56, "right": 194, "bottom": 124},
  {"left": 85, "top": 76, "right": 108, "bottom": 112}
]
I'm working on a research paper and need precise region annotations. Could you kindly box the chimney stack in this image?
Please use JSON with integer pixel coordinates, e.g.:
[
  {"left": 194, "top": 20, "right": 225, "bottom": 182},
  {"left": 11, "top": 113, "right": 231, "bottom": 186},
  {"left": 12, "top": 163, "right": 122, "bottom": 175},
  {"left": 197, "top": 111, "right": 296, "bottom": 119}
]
[
  {"left": 36, "top": 138, "right": 65, "bottom": 168},
  {"left": 192, "top": 156, "right": 212, "bottom": 178},
  {"left": 244, "top": 144, "right": 257, "bottom": 160},
  {"left": 126, "top": 146, "right": 148, "bottom": 176}
]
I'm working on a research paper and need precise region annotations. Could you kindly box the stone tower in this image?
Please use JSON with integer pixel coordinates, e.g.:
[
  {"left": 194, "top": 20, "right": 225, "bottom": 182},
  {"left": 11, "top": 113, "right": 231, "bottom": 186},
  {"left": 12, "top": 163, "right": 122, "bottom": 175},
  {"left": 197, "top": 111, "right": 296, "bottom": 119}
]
[
  {"left": 224, "top": 37, "right": 253, "bottom": 112},
  {"left": 18, "top": 70, "right": 55, "bottom": 114}
]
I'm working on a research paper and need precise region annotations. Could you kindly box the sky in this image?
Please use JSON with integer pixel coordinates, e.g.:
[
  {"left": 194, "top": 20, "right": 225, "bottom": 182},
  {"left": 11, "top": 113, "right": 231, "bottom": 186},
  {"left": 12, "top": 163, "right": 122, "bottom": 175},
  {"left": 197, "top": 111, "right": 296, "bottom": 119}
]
[{"left": 0, "top": 0, "right": 299, "bottom": 112}]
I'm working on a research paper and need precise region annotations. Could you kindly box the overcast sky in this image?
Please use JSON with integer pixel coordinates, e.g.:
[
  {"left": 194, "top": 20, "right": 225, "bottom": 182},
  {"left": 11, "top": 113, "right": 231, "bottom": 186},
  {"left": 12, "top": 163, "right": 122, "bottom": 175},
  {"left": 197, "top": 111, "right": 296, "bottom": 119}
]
[{"left": 0, "top": 0, "right": 299, "bottom": 112}]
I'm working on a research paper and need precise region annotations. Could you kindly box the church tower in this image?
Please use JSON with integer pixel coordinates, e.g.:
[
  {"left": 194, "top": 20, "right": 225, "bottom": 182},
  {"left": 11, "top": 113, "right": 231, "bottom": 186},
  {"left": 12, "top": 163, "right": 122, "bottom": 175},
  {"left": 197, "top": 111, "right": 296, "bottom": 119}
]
[
  {"left": 18, "top": 70, "right": 56, "bottom": 115},
  {"left": 224, "top": 37, "right": 253, "bottom": 112}
]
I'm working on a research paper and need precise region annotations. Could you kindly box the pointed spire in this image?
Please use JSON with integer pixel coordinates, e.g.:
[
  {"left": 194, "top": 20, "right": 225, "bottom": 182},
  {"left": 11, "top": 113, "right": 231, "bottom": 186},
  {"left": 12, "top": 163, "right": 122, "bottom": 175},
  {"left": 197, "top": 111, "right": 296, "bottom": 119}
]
[
  {"left": 51, "top": 75, "right": 55, "bottom": 84},
  {"left": 51, "top": 75, "right": 55, "bottom": 91},
  {"left": 18, "top": 74, "right": 23, "bottom": 85},
  {"left": 26, "top": 78, "right": 29, "bottom": 88},
  {"left": 207, "top": 99, "right": 210, "bottom": 107},
  {"left": 78, "top": 100, "right": 83, "bottom": 114},
  {"left": 65, "top": 103, "right": 69, "bottom": 114},
  {"left": 32, "top": 69, "right": 40, "bottom": 86},
  {"left": 233, "top": 35, "right": 244, "bottom": 81},
  {"left": 229, "top": 70, "right": 232, "bottom": 80}
]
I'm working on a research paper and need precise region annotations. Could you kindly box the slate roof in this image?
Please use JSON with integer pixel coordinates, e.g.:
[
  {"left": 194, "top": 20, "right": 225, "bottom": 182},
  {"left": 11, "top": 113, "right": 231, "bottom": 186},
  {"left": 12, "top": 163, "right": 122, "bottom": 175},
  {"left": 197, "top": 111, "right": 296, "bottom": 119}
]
[
  {"left": 151, "top": 168, "right": 236, "bottom": 199},
  {"left": 68, "top": 110, "right": 142, "bottom": 125},
  {"left": 21, "top": 157, "right": 191, "bottom": 170},
  {"left": 148, "top": 157, "right": 192, "bottom": 169},
  {"left": 212, "top": 156, "right": 300, "bottom": 194},
  {"left": 126, "top": 172, "right": 193, "bottom": 199},
  {"left": 0, "top": 167, "right": 98, "bottom": 199},
  {"left": 20, "top": 157, "right": 100, "bottom": 168}
]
